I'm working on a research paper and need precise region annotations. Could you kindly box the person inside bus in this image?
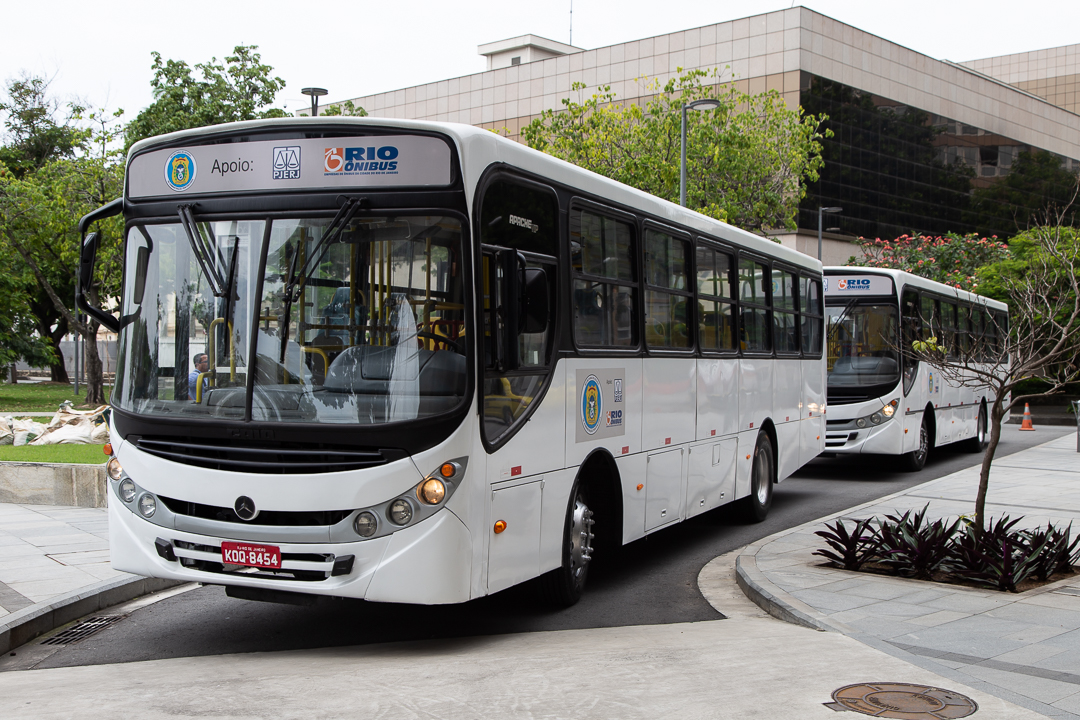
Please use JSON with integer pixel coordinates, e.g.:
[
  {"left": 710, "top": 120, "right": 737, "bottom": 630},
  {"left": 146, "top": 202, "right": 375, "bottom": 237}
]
[{"left": 188, "top": 353, "right": 209, "bottom": 401}]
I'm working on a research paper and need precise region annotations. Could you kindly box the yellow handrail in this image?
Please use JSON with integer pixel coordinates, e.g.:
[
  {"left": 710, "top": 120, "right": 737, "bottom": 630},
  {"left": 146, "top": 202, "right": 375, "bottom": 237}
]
[
  {"left": 208, "top": 317, "right": 236, "bottom": 381},
  {"left": 194, "top": 371, "right": 211, "bottom": 404}
]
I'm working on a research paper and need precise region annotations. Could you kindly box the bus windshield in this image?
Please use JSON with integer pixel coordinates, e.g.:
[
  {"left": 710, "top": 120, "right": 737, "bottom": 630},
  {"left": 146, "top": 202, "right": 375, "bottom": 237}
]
[
  {"left": 113, "top": 214, "right": 467, "bottom": 425},
  {"left": 826, "top": 302, "right": 901, "bottom": 390}
]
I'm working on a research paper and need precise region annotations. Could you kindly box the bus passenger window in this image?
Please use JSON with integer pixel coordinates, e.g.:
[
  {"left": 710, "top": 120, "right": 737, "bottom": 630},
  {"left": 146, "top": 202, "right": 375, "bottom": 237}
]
[
  {"left": 696, "top": 245, "right": 735, "bottom": 351},
  {"left": 800, "top": 276, "right": 823, "bottom": 355},
  {"left": 772, "top": 269, "right": 798, "bottom": 353},
  {"left": 570, "top": 209, "right": 637, "bottom": 348},
  {"left": 644, "top": 229, "right": 692, "bottom": 348},
  {"left": 739, "top": 258, "right": 770, "bottom": 353}
]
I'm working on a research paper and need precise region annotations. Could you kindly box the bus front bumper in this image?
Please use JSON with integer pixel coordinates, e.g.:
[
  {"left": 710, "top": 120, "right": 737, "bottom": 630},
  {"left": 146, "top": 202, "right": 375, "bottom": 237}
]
[
  {"left": 823, "top": 414, "right": 905, "bottom": 455},
  {"left": 109, "top": 499, "right": 473, "bottom": 605}
]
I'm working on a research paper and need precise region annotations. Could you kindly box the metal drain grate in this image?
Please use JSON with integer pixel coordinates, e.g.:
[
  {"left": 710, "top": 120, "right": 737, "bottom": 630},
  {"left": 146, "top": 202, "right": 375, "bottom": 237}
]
[{"left": 41, "top": 616, "right": 126, "bottom": 645}]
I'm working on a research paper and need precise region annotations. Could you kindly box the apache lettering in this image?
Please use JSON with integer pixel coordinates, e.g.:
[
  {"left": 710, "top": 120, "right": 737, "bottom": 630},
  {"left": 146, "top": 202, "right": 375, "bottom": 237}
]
[
  {"left": 211, "top": 158, "right": 254, "bottom": 176},
  {"left": 508, "top": 214, "right": 539, "bottom": 233}
]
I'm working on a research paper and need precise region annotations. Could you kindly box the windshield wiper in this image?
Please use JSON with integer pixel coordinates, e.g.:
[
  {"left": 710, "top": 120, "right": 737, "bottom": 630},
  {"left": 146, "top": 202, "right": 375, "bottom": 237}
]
[
  {"left": 178, "top": 204, "right": 231, "bottom": 297},
  {"left": 279, "top": 197, "right": 365, "bottom": 362}
]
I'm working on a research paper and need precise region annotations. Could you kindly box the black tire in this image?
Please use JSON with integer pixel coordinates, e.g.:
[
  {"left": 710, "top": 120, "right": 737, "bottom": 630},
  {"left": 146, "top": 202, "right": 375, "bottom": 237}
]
[
  {"left": 961, "top": 402, "right": 989, "bottom": 453},
  {"left": 540, "top": 480, "right": 595, "bottom": 607},
  {"left": 738, "top": 432, "right": 775, "bottom": 523},
  {"left": 902, "top": 416, "right": 931, "bottom": 471}
]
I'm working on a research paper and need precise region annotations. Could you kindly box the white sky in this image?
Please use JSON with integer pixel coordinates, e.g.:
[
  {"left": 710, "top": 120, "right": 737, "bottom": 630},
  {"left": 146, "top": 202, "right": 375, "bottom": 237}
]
[{"left": 2, "top": 1, "right": 1078, "bottom": 125}]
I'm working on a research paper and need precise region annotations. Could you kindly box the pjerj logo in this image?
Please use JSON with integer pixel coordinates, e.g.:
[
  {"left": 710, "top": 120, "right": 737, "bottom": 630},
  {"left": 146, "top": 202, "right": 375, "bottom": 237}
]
[
  {"left": 324, "top": 146, "right": 399, "bottom": 176},
  {"left": 165, "top": 150, "right": 197, "bottom": 191},
  {"left": 273, "top": 146, "right": 301, "bottom": 180},
  {"left": 581, "top": 375, "right": 602, "bottom": 435}
]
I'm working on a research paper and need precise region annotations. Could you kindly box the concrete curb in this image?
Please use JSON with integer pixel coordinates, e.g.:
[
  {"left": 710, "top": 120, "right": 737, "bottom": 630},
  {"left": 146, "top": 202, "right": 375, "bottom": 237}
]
[
  {"left": 734, "top": 553, "right": 834, "bottom": 633},
  {"left": 0, "top": 576, "right": 183, "bottom": 654}
]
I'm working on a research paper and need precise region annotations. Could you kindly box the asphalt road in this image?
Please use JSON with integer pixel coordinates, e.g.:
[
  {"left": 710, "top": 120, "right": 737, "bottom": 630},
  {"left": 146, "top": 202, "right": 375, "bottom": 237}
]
[{"left": 35, "top": 428, "right": 1071, "bottom": 668}]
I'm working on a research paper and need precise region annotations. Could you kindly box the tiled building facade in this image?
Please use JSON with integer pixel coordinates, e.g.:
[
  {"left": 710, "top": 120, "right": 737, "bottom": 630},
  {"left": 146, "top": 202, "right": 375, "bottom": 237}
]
[{"left": 332, "top": 8, "right": 1080, "bottom": 262}]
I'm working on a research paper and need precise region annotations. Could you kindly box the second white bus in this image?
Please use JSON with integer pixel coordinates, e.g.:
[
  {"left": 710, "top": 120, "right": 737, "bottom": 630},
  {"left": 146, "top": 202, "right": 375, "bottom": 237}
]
[{"left": 823, "top": 268, "right": 1008, "bottom": 471}]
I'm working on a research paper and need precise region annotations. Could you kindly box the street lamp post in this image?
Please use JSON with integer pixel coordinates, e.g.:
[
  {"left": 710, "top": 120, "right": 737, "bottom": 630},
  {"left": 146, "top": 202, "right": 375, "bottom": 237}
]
[
  {"left": 680, "top": 99, "right": 722, "bottom": 207},
  {"left": 301, "top": 87, "right": 328, "bottom": 117},
  {"left": 817, "top": 206, "right": 842, "bottom": 261}
]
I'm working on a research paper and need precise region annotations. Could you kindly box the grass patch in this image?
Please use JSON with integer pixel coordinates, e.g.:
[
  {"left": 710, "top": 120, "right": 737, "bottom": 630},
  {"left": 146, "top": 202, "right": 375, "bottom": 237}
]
[
  {"left": 0, "top": 443, "right": 109, "bottom": 465},
  {"left": 0, "top": 382, "right": 111, "bottom": 412}
]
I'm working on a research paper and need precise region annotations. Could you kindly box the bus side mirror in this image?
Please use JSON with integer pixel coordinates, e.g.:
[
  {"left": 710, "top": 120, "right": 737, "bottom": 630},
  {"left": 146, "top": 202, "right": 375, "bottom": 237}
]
[
  {"left": 77, "top": 231, "right": 121, "bottom": 333},
  {"left": 520, "top": 266, "right": 548, "bottom": 334}
]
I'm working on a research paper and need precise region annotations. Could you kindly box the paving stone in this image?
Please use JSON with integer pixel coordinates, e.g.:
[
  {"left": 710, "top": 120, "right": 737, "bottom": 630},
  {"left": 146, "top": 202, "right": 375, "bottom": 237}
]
[
  {"left": 961, "top": 664, "right": 1080, "bottom": 704},
  {"left": 907, "top": 609, "right": 973, "bottom": 627}
]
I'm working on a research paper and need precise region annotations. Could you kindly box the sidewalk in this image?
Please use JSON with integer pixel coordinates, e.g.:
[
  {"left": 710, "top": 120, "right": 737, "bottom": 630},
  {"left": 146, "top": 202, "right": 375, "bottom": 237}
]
[{"left": 735, "top": 432, "right": 1080, "bottom": 719}]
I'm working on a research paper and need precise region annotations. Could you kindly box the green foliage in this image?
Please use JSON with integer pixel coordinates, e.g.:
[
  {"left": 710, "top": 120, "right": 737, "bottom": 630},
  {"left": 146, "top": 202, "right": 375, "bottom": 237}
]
[
  {"left": 124, "top": 45, "right": 286, "bottom": 149},
  {"left": 0, "top": 443, "right": 108, "bottom": 464},
  {"left": 521, "top": 68, "right": 829, "bottom": 234},
  {"left": 813, "top": 517, "right": 880, "bottom": 571},
  {"left": 848, "top": 232, "right": 1010, "bottom": 292},
  {"left": 877, "top": 505, "right": 960, "bottom": 580},
  {"left": 975, "top": 226, "right": 1080, "bottom": 304},
  {"left": 0, "top": 75, "right": 85, "bottom": 178},
  {"left": 320, "top": 100, "right": 368, "bottom": 117}
]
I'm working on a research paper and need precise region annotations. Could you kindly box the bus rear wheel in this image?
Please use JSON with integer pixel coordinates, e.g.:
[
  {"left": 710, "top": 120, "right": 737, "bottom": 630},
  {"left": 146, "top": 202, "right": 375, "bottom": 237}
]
[
  {"left": 962, "top": 403, "right": 989, "bottom": 453},
  {"left": 540, "top": 480, "right": 595, "bottom": 607},
  {"left": 738, "top": 432, "right": 774, "bottom": 523},
  {"left": 903, "top": 417, "right": 930, "bottom": 471}
]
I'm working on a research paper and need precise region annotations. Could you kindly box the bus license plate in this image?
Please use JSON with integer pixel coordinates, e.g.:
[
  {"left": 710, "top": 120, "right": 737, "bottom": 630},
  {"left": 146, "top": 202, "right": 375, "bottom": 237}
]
[{"left": 220, "top": 542, "right": 281, "bottom": 569}]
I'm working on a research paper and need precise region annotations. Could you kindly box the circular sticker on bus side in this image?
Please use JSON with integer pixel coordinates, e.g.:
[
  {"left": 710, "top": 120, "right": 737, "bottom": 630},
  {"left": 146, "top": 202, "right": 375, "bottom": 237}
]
[
  {"left": 581, "top": 374, "right": 602, "bottom": 435},
  {"left": 165, "top": 150, "right": 197, "bottom": 191}
]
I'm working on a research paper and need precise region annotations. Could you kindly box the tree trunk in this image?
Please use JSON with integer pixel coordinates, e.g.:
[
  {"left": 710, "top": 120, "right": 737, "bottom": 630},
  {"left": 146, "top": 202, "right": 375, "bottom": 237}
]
[
  {"left": 82, "top": 316, "right": 106, "bottom": 405},
  {"left": 8, "top": 363, "right": 16, "bottom": 384},
  {"left": 46, "top": 330, "right": 69, "bottom": 383},
  {"left": 976, "top": 396, "right": 1008, "bottom": 532}
]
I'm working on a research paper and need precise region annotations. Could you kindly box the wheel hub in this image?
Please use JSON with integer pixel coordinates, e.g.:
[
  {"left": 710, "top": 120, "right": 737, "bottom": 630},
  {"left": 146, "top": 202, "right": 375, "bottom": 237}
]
[{"left": 569, "top": 498, "right": 595, "bottom": 581}]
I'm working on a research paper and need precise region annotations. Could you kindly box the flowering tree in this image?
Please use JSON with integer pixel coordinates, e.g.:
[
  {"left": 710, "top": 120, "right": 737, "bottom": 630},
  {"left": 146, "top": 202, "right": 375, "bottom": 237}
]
[{"left": 849, "top": 233, "right": 1010, "bottom": 291}]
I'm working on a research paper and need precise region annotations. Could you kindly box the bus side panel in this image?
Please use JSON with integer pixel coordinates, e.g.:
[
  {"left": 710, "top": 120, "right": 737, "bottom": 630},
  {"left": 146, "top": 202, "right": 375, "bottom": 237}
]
[
  {"left": 642, "top": 358, "right": 696, "bottom": 451},
  {"left": 484, "top": 361, "right": 567, "bottom": 484},
  {"left": 617, "top": 453, "right": 649, "bottom": 545},
  {"left": 739, "top": 357, "right": 772, "bottom": 435},
  {"left": 774, "top": 358, "right": 803, "bottom": 481},
  {"left": 538, "top": 468, "right": 576, "bottom": 574},
  {"left": 697, "top": 357, "right": 740, "bottom": 440},
  {"left": 802, "top": 356, "right": 826, "bottom": 466},
  {"left": 684, "top": 437, "right": 738, "bottom": 519},
  {"left": 564, "top": 358, "right": 643, "bottom": 468},
  {"left": 487, "top": 477, "right": 543, "bottom": 594}
]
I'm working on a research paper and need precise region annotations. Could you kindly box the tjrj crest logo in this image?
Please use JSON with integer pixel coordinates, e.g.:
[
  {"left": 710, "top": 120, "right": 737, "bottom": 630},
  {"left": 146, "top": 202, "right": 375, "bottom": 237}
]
[
  {"left": 164, "top": 150, "right": 197, "bottom": 191},
  {"left": 581, "top": 375, "right": 602, "bottom": 435},
  {"left": 273, "top": 146, "right": 301, "bottom": 180}
]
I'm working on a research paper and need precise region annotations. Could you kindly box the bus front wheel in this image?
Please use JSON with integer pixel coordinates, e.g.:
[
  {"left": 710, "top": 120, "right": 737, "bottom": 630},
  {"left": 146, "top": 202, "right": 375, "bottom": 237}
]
[
  {"left": 962, "top": 403, "right": 989, "bottom": 454},
  {"left": 540, "top": 480, "right": 595, "bottom": 607},
  {"left": 903, "top": 417, "right": 930, "bottom": 471},
  {"left": 739, "top": 433, "right": 774, "bottom": 523}
]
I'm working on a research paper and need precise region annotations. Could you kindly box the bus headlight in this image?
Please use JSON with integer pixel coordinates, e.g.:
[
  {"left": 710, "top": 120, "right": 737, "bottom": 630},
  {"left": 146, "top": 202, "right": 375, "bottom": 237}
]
[
  {"left": 354, "top": 511, "right": 378, "bottom": 537},
  {"left": 118, "top": 479, "right": 137, "bottom": 503},
  {"left": 138, "top": 493, "right": 157, "bottom": 518},
  {"left": 856, "top": 418, "right": 867, "bottom": 428},
  {"left": 107, "top": 457, "right": 124, "bottom": 481},
  {"left": 871, "top": 413, "right": 883, "bottom": 425},
  {"left": 388, "top": 499, "right": 413, "bottom": 525},
  {"left": 882, "top": 398, "right": 899, "bottom": 418},
  {"left": 417, "top": 478, "right": 447, "bottom": 505}
]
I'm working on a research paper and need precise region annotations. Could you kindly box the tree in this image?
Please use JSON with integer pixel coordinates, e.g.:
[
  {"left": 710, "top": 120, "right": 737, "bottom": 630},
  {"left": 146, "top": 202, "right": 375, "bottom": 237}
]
[
  {"left": 849, "top": 232, "right": 1010, "bottom": 292},
  {"left": 124, "top": 45, "right": 287, "bottom": 149},
  {"left": 320, "top": 100, "right": 368, "bottom": 117},
  {"left": 521, "top": 69, "right": 829, "bottom": 234},
  {"left": 908, "top": 182, "right": 1080, "bottom": 533},
  {"left": 0, "top": 74, "right": 84, "bottom": 178},
  {"left": 0, "top": 265, "right": 55, "bottom": 381}
]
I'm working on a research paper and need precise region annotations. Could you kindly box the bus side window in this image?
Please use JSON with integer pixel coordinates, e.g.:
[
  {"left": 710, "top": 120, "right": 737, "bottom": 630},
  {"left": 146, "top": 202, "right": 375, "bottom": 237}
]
[
  {"left": 570, "top": 209, "right": 638, "bottom": 348},
  {"left": 644, "top": 228, "right": 692, "bottom": 349},
  {"left": 696, "top": 244, "right": 736, "bottom": 352},
  {"left": 738, "top": 257, "right": 770, "bottom": 353},
  {"left": 799, "top": 276, "right": 823, "bottom": 356},
  {"left": 901, "top": 289, "right": 920, "bottom": 393},
  {"left": 479, "top": 177, "right": 559, "bottom": 444}
]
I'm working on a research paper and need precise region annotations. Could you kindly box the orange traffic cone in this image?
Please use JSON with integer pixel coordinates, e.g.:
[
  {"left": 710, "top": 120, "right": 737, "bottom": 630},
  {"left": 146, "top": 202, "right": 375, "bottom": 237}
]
[{"left": 1019, "top": 403, "right": 1035, "bottom": 431}]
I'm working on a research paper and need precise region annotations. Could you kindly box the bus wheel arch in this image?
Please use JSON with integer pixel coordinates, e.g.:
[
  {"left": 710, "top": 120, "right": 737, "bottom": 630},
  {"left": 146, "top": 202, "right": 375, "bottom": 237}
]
[
  {"left": 902, "top": 407, "right": 934, "bottom": 472},
  {"left": 738, "top": 427, "right": 776, "bottom": 523}
]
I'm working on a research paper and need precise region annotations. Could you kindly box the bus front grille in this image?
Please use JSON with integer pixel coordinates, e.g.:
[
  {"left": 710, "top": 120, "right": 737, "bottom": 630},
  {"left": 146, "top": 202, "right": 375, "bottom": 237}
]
[
  {"left": 134, "top": 436, "right": 389, "bottom": 474},
  {"left": 172, "top": 540, "right": 336, "bottom": 582},
  {"left": 159, "top": 496, "right": 352, "bottom": 527}
]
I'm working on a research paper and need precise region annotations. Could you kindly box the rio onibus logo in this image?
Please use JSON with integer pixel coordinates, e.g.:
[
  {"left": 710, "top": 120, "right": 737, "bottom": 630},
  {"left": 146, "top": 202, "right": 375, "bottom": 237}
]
[
  {"left": 581, "top": 375, "right": 602, "bottom": 435},
  {"left": 164, "top": 150, "right": 197, "bottom": 191}
]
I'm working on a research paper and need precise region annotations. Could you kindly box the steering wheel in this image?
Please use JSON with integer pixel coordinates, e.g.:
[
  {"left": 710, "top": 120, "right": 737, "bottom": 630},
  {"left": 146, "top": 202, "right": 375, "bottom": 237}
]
[{"left": 416, "top": 331, "right": 461, "bottom": 353}]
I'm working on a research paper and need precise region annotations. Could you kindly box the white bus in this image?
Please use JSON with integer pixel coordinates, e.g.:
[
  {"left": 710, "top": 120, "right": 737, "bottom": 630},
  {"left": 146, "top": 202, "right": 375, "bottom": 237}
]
[
  {"left": 823, "top": 268, "right": 1008, "bottom": 471},
  {"left": 77, "top": 118, "right": 825, "bottom": 607}
]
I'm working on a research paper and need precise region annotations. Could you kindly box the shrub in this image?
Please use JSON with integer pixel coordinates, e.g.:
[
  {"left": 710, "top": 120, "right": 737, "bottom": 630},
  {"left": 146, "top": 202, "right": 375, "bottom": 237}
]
[
  {"left": 813, "top": 517, "right": 880, "bottom": 571},
  {"left": 875, "top": 505, "right": 960, "bottom": 579}
]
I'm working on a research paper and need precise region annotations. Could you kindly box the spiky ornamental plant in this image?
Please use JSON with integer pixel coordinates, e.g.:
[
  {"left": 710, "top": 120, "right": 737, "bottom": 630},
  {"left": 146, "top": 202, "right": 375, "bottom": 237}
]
[
  {"left": 877, "top": 505, "right": 960, "bottom": 579},
  {"left": 813, "top": 517, "right": 881, "bottom": 571}
]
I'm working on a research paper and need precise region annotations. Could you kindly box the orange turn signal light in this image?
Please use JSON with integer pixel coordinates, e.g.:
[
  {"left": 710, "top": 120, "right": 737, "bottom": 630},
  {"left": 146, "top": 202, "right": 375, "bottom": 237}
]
[
  {"left": 103, "top": 443, "right": 113, "bottom": 456},
  {"left": 440, "top": 463, "right": 456, "bottom": 478},
  {"left": 494, "top": 520, "right": 507, "bottom": 534},
  {"left": 636, "top": 484, "right": 644, "bottom": 491}
]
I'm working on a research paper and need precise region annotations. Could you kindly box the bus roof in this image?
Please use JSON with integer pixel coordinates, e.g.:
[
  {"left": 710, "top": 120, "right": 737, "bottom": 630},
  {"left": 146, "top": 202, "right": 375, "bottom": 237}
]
[
  {"left": 823, "top": 266, "right": 1008, "bottom": 311},
  {"left": 128, "top": 117, "right": 822, "bottom": 273}
]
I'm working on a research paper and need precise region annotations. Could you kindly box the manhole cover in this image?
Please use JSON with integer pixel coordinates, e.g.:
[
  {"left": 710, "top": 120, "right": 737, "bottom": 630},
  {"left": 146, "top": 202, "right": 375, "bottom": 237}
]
[
  {"left": 41, "top": 616, "right": 126, "bottom": 645},
  {"left": 826, "top": 682, "right": 978, "bottom": 718}
]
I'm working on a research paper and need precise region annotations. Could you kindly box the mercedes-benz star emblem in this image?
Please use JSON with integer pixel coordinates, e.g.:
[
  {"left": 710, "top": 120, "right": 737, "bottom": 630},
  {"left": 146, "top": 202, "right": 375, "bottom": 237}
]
[{"left": 234, "top": 496, "right": 259, "bottom": 521}]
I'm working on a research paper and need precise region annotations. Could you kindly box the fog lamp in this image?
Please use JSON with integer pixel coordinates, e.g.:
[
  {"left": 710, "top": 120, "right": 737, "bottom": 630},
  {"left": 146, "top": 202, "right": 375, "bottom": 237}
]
[
  {"left": 388, "top": 499, "right": 413, "bottom": 525},
  {"left": 138, "top": 493, "right": 157, "bottom": 518},
  {"left": 871, "top": 413, "right": 883, "bottom": 425},
  {"left": 118, "top": 478, "right": 136, "bottom": 503},
  {"left": 856, "top": 418, "right": 867, "bottom": 428},
  {"left": 417, "top": 478, "right": 447, "bottom": 505},
  {"left": 106, "top": 457, "right": 124, "bottom": 481},
  {"left": 354, "top": 511, "right": 378, "bottom": 537}
]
